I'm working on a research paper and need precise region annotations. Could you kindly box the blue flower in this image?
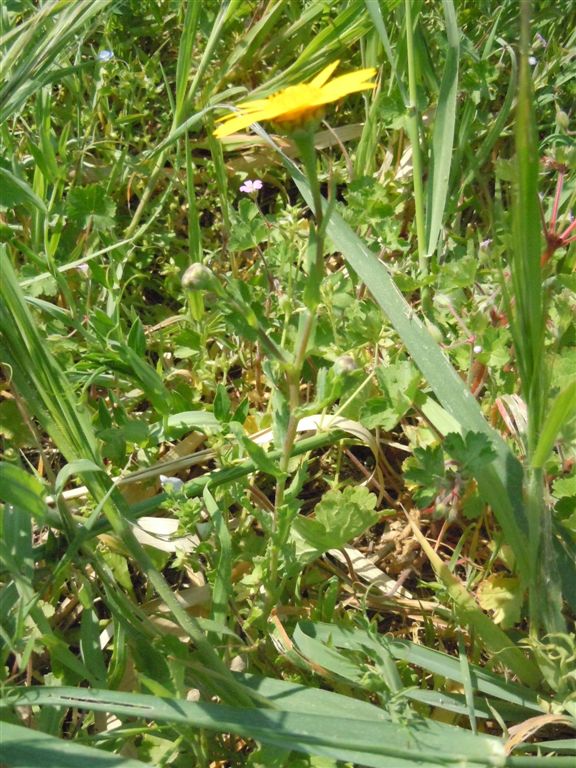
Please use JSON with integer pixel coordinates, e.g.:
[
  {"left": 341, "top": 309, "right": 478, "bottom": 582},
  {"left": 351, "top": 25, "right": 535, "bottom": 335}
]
[
  {"left": 160, "top": 475, "right": 184, "bottom": 493},
  {"left": 97, "top": 49, "right": 114, "bottom": 63}
]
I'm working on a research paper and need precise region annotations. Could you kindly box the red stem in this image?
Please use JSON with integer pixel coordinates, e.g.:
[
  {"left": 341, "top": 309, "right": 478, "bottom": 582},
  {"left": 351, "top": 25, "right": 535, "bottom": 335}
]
[
  {"left": 550, "top": 171, "right": 564, "bottom": 230},
  {"left": 559, "top": 216, "right": 576, "bottom": 241}
]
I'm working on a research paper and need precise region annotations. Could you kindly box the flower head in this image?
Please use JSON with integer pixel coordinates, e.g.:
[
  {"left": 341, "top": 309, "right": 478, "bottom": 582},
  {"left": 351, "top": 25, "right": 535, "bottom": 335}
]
[
  {"left": 239, "top": 179, "right": 263, "bottom": 194},
  {"left": 97, "top": 49, "right": 114, "bottom": 62},
  {"left": 214, "top": 60, "right": 376, "bottom": 138},
  {"left": 76, "top": 262, "right": 90, "bottom": 276},
  {"left": 160, "top": 474, "right": 184, "bottom": 493}
]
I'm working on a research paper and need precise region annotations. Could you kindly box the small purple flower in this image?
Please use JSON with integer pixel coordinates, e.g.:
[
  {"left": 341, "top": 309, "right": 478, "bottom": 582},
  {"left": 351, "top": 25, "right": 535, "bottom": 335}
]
[
  {"left": 535, "top": 33, "right": 548, "bottom": 48},
  {"left": 239, "top": 179, "right": 263, "bottom": 194},
  {"left": 97, "top": 49, "right": 114, "bottom": 63}
]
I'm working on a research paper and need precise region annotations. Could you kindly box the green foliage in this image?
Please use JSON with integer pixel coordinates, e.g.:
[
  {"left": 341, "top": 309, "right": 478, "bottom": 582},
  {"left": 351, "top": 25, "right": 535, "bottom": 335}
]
[
  {"left": 361, "top": 360, "right": 422, "bottom": 430},
  {"left": 65, "top": 184, "right": 117, "bottom": 232},
  {"left": 291, "top": 486, "right": 380, "bottom": 563}
]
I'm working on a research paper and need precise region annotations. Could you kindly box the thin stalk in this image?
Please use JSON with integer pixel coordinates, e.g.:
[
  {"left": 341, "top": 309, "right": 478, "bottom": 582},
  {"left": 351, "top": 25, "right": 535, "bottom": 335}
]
[{"left": 124, "top": 153, "right": 166, "bottom": 237}]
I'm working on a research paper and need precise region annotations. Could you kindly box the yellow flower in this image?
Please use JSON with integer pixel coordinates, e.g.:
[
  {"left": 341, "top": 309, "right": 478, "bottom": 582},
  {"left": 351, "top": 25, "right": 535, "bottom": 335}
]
[{"left": 214, "top": 60, "right": 377, "bottom": 138}]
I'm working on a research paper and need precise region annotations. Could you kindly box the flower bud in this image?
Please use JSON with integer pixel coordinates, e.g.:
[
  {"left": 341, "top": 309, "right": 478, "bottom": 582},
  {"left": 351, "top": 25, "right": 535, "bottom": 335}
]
[
  {"left": 333, "top": 355, "right": 357, "bottom": 375},
  {"left": 424, "top": 319, "right": 444, "bottom": 345},
  {"left": 556, "top": 110, "right": 569, "bottom": 131},
  {"left": 182, "top": 263, "right": 218, "bottom": 292}
]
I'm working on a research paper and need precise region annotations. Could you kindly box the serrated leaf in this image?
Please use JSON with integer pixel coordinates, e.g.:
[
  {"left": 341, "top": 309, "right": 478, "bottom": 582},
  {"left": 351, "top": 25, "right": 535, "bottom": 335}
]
[
  {"left": 553, "top": 475, "right": 576, "bottom": 499},
  {"left": 66, "top": 184, "right": 116, "bottom": 231},
  {"left": 291, "top": 486, "right": 379, "bottom": 563},
  {"left": 404, "top": 445, "right": 445, "bottom": 486},
  {"left": 477, "top": 575, "right": 524, "bottom": 630},
  {"left": 444, "top": 431, "right": 497, "bottom": 473},
  {"left": 362, "top": 360, "right": 421, "bottom": 429}
]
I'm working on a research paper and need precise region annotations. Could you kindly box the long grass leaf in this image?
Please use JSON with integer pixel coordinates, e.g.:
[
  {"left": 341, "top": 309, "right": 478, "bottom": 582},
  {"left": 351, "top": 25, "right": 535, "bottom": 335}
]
[
  {"left": 531, "top": 381, "right": 576, "bottom": 469},
  {"left": 0, "top": 251, "right": 264, "bottom": 708},
  {"left": 300, "top": 622, "right": 546, "bottom": 712},
  {"left": 510, "top": 1, "right": 563, "bottom": 634},
  {"left": 0, "top": 0, "right": 113, "bottom": 123},
  {"left": 1, "top": 720, "right": 150, "bottom": 768},
  {"left": 425, "top": 0, "right": 460, "bottom": 257},
  {"left": 364, "top": 0, "right": 408, "bottom": 104},
  {"left": 6, "top": 685, "right": 509, "bottom": 768}
]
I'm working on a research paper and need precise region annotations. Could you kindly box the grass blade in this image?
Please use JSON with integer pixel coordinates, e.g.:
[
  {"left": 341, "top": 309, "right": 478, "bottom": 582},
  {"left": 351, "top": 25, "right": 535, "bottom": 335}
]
[
  {"left": 425, "top": 0, "right": 460, "bottom": 258},
  {"left": 5, "top": 685, "right": 509, "bottom": 768},
  {"left": 531, "top": 381, "right": 576, "bottom": 469},
  {"left": 0, "top": 721, "right": 151, "bottom": 768}
]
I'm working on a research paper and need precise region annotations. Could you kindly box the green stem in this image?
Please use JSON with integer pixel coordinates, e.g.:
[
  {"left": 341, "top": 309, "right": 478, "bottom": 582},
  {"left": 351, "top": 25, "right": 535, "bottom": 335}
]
[
  {"left": 266, "top": 128, "right": 326, "bottom": 609},
  {"left": 37, "top": 430, "right": 345, "bottom": 542},
  {"left": 124, "top": 152, "right": 166, "bottom": 237},
  {"left": 293, "top": 128, "right": 324, "bottom": 269}
]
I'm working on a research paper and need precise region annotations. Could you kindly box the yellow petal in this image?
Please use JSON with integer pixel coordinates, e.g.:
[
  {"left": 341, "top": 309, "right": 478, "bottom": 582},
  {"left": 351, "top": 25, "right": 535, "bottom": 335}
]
[
  {"left": 316, "top": 69, "right": 377, "bottom": 103},
  {"left": 309, "top": 60, "right": 340, "bottom": 88},
  {"left": 213, "top": 64, "right": 377, "bottom": 138},
  {"left": 213, "top": 111, "right": 266, "bottom": 137}
]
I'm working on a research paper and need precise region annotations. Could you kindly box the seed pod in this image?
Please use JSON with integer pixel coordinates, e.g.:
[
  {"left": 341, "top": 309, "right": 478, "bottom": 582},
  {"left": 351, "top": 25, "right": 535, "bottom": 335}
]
[{"left": 182, "top": 263, "right": 218, "bottom": 292}]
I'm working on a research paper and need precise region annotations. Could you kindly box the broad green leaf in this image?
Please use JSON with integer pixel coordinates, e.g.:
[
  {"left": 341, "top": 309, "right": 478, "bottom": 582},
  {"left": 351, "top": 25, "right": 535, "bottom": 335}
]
[
  {"left": 1, "top": 500, "right": 34, "bottom": 580},
  {"left": 477, "top": 575, "right": 524, "bottom": 630},
  {"left": 291, "top": 486, "right": 379, "bottom": 563},
  {"left": 213, "top": 382, "right": 232, "bottom": 423}
]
